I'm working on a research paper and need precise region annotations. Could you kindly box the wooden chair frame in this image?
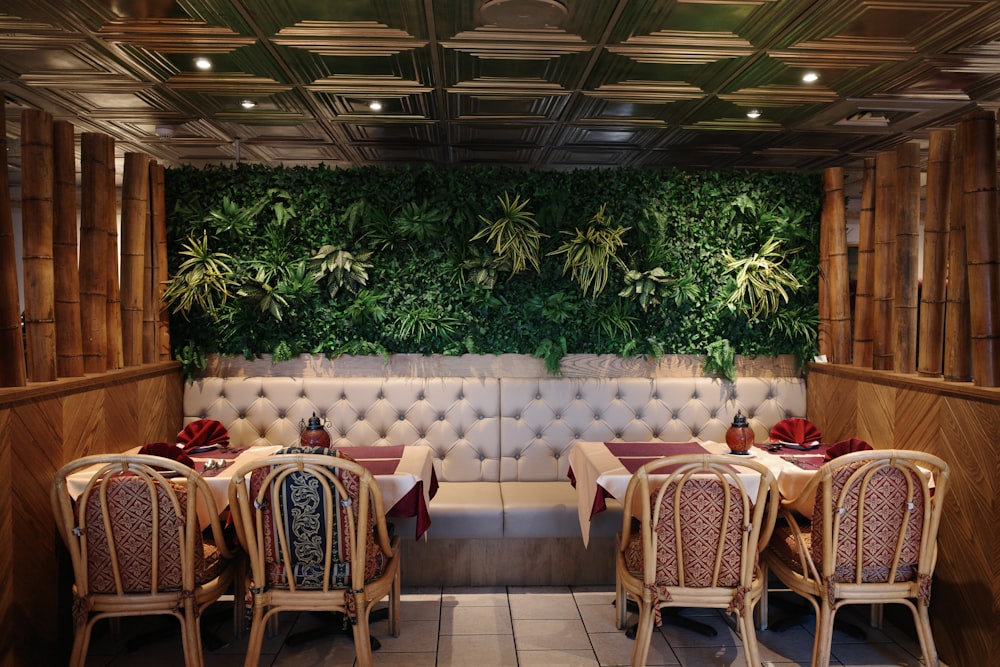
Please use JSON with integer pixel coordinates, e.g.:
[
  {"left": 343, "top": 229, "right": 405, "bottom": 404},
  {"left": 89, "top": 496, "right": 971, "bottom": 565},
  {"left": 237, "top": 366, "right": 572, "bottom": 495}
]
[
  {"left": 762, "top": 450, "right": 950, "bottom": 667},
  {"left": 51, "top": 454, "right": 240, "bottom": 667},
  {"left": 228, "top": 453, "right": 400, "bottom": 667},
  {"left": 615, "top": 454, "right": 779, "bottom": 667}
]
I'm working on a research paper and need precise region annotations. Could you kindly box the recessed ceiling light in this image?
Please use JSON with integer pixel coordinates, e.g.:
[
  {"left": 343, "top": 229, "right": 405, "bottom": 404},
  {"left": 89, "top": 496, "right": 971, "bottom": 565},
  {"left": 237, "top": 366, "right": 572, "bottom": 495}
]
[
  {"left": 194, "top": 57, "right": 212, "bottom": 70},
  {"left": 746, "top": 109, "right": 761, "bottom": 119},
  {"left": 802, "top": 72, "right": 819, "bottom": 83},
  {"left": 369, "top": 100, "right": 383, "bottom": 111},
  {"left": 241, "top": 99, "right": 256, "bottom": 109}
]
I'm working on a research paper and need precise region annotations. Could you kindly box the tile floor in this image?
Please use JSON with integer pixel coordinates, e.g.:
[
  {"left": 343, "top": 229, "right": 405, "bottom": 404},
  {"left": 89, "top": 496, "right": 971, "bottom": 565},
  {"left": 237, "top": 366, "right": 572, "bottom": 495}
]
[{"left": 81, "top": 586, "right": 943, "bottom": 667}]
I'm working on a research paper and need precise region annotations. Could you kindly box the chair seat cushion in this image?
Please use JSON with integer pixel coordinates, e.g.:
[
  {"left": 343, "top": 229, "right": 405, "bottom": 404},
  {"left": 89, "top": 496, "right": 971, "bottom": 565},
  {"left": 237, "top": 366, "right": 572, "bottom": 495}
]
[
  {"left": 426, "top": 482, "right": 503, "bottom": 538},
  {"left": 500, "top": 481, "right": 622, "bottom": 539}
]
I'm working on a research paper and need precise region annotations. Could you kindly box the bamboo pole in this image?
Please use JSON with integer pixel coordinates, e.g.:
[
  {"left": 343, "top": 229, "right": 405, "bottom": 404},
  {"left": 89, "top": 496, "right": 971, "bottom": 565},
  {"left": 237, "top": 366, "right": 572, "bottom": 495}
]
[
  {"left": 143, "top": 162, "right": 156, "bottom": 363},
  {"left": 893, "top": 142, "right": 921, "bottom": 373},
  {"left": 822, "top": 167, "right": 851, "bottom": 363},
  {"left": 818, "top": 173, "right": 831, "bottom": 359},
  {"left": 79, "top": 133, "right": 110, "bottom": 373},
  {"left": 0, "top": 100, "right": 26, "bottom": 386},
  {"left": 53, "top": 120, "right": 85, "bottom": 378},
  {"left": 961, "top": 110, "right": 1000, "bottom": 387},
  {"left": 853, "top": 158, "right": 876, "bottom": 368},
  {"left": 104, "top": 137, "right": 123, "bottom": 370},
  {"left": 20, "top": 108, "right": 57, "bottom": 382},
  {"left": 918, "top": 130, "right": 952, "bottom": 377},
  {"left": 150, "top": 161, "right": 170, "bottom": 361},
  {"left": 872, "top": 150, "right": 897, "bottom": 371},
  {"left": 120, "top": 152, "right": 149, "bottom": 366},
  {"left": 944, "top": 122, "right": 972, "bottom": 382}
]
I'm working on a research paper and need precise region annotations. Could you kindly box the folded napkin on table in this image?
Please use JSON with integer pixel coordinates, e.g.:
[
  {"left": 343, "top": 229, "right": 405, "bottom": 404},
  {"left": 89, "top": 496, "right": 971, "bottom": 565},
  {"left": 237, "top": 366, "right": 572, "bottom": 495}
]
[
  {"left": 824, "top": 437, "right": 873, "bottom": 462},
  {"left": 769, "top": 417, "right": 822, "bottom": 447},
  {"left": 137, "top": 441, "right": 195, "bottom": 468},
  {"left": 177, "top": 418, "right": 229, "bottom": 452}
]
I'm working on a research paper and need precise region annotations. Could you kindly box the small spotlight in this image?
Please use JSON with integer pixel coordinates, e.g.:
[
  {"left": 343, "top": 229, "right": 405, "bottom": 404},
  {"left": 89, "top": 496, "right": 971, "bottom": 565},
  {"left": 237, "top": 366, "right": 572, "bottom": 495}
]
[
  {"left": 746, "top": 109, "right": 761, "bottom": 119},
  {"left": 241, "top": 99, "right": 256, "bottom": 109},
  {"left": 194, "top": 57, "right": 212, "bottom": 70},
  {"left": 369, "top": 100, "right": 383, "bottom": 111},
  {"left": 802, "top": 71, "right": 819, "bottom": 83}
]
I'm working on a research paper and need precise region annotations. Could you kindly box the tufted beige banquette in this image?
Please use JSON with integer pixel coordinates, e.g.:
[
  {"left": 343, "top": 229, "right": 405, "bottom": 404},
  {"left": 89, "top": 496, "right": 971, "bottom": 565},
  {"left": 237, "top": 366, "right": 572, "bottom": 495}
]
[{"left": 184, "top": 376, "right": 805, "bottom": 550}]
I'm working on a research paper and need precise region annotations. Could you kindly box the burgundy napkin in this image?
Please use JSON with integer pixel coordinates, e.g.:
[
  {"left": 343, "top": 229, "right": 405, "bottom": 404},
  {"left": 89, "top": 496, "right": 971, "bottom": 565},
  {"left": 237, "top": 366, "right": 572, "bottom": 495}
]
[
  {"left": 824, "top": 437, "right": 873, "bottom": 462},
  {"left": 177, "top": 419, "right": 230, "bottom": 452},
  {"left": 769, "top": 418, "right": 822, "bottom": 446},
  {"left": 138, "top": 441, "right": 195, "bottom": 468}
]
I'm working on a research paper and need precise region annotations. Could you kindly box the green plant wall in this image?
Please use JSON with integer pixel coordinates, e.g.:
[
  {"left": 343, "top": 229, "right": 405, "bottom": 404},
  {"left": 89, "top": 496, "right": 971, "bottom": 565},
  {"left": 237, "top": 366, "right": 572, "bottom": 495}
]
[{"left": 164, "top": 164, "right": 822, "bottom": 378}]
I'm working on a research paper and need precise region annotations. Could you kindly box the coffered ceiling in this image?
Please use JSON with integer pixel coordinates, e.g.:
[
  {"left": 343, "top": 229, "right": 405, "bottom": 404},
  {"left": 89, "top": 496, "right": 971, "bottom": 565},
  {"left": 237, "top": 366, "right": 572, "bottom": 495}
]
[{"left": 2, "top": 0, "right": 999, "bottom": 182}]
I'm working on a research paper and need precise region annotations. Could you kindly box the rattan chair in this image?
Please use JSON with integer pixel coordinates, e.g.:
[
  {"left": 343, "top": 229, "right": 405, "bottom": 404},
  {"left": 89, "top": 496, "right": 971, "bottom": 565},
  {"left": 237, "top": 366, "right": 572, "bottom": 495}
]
[
  {"left": 50, "top": 454, "right": 241, "bottom": 667},
  {"left": 228, "top": 451, "right": 400, "bottom": 667},
  {"left": 762, "top": 450, "right": 950, "bottom": 667},
  {"left": 615, "top": 454, "right": 779, "bottom": 667}
]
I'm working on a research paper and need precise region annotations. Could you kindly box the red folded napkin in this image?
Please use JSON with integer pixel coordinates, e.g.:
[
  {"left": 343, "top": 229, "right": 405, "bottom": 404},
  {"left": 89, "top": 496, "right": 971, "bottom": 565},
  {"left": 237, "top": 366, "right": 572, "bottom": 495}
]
[
  {"left": 177, "top": 419, "right": 230, "bottom": 452},
  {"left": 769, "top": 418, "right": 822, "bottom": 445},
  {"left": 824, "top": 437, "right": 873, "bottom": 462},
  {"left": 138, "top": 441, "right": 195, "bottom": 468}
]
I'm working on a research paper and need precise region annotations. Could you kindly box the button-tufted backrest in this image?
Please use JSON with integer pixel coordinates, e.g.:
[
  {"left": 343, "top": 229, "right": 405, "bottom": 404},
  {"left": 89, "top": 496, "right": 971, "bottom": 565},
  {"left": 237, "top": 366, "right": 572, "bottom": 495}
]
[
  {"left": 498, "top": 377, "right": 806, "bottom": 481},
  {"left": 183, "top": 377, "right": 501, "bottom": 482},
  {"left": 184, "top": 375, "right": 805, "bottom": 484}
]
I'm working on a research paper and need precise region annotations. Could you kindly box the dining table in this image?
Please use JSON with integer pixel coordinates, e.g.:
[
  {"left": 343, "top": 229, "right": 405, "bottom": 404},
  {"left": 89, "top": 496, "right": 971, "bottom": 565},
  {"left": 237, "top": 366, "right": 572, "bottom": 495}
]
[
  {"left": 567, "top": 439, "right": 831, "bottom": 547},
  {"left": 67, "top": 443, "right": 439, "bottom": 539}
]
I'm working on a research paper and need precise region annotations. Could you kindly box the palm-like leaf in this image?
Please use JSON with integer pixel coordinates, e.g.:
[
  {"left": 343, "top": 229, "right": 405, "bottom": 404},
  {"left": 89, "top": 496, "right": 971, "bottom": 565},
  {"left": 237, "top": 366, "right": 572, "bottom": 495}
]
[
  {"left": 471, "top": 193, "right": 546, "bottom": 275},
  {"left": 721, "top": 236, "right": 802, "bottom": 320},
  {"left": 309, "top": 244, "right": 374, "bottom": 297},
  {"left": 549, "top": 203, "right": 629, "bottom": 297},
  {"left": 161, "top": 232, "right": 235, "bottom": 319}
]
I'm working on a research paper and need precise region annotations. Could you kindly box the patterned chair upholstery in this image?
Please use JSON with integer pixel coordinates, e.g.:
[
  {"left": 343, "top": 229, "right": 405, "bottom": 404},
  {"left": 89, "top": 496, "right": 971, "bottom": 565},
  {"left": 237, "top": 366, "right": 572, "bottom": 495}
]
[
  {"left": 51, "top": 454, "right": 240, "bottom": 667},
  {"left": 762, "top": 450, "right": 950, "bottom": 667},
  {"left": 229, "top": 450, "right": 400, "bottom": 667},
  {"left": 615, "top": 454, "right": 779, "bottom": 667}
]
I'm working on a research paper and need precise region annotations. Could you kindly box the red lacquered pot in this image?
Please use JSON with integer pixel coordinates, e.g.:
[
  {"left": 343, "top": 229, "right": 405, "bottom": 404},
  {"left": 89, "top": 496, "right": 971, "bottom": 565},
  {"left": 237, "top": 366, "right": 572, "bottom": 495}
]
[
  {"left": 725, "top": 411, "right": 754, "bottom": 455},
  {"left": 299, "top": 412, "right": 331, "bottom": 448}
]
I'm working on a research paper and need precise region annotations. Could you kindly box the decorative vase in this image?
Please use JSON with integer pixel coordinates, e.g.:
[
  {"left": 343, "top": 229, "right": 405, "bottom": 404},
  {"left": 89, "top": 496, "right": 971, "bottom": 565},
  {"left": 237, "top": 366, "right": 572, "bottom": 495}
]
[
  {"left": 299, "top": 412, "right": 331, "bottom": 448},
  {"left": 725, "top": 411, "right": 754, "bottom": 455}
]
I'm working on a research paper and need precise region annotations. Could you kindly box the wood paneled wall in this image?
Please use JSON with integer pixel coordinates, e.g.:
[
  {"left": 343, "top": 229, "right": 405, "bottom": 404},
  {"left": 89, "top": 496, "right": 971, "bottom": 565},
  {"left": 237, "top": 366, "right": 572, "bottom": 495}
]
[
  {"left": 806, "top": 363, "right": 999, "bottom": 667},
  {"left": 0, "top": 363, "right": 182, "bottom": 667}
]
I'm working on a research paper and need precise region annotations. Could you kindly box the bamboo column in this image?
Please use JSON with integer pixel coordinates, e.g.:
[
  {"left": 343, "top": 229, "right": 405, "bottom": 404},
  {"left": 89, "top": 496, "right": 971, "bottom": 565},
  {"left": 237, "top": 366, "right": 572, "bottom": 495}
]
[
  {"left": 893, "top": 142, "right": 921, "bottom": 373},
  {"left": 0, "top": 101, "right": 26, "bottom": 386},
  {"left": 79, "top": 133, "right": 111, "bottom": 373},
  {"left": 53, "top": 120, "right": 84, "bottom": 378},
  {"left": 961, "top": 110, "right": 1000, "bottom": 387},
  {"left": 20, "top": 109, "right": 57, "bottom": 382},
  {"left": 944, "top": 122, "right": 972, "bottom": 382},
  {"left": 918, "top": 130, "right": 952, "bottom": 377},
  {"left": 120, "top": 152, "right": 149, "bottom": 366},
  {"left": 818, "top": 177, "right": 830, "bottom": 360},
  {"left": 872, "top": 150, "right": 897, "bottom": 371},
  {"left": 853, "top": 158, "right": 876, "bottom": 368},
  {"left": 822, "top": 167, "right": 851, "bottom": 363},
  {"left": 150, "top": 161, "right": 170, "bottom": 361},
  {"left": 104, "top": 137, "right": 123, "bottom": 370}
]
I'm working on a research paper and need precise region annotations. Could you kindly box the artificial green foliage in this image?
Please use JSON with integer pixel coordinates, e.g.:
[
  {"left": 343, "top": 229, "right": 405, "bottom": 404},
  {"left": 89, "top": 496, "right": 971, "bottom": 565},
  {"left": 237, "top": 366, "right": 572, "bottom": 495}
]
[
  {"left": 163, "top": 164, "right": 822, "bottom": 378},
  {"left": 549, "top": 203, "right": 629, "bottom": 297},
  {"left": 721, "top": 235, "right": 802, "bottom": 321},
  {"left": 470, "top": 193, "right": 546, "bottom": 275}
]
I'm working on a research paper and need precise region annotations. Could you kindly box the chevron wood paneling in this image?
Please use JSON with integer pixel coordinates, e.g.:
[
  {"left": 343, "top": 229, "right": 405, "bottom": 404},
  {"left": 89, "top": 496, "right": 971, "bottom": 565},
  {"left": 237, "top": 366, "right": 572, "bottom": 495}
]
[
  {"left": 0, "top": 363, "right": 182, "bottom": 667},
  {"left": 807, "top": 363, "right": 1000, "bottom": 666}
]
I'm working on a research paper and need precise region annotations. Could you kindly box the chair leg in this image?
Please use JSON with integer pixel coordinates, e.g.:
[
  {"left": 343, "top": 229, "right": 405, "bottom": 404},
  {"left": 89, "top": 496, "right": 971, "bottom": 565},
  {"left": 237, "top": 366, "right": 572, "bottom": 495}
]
[
  {"left": 353, "top": 599, "right": 375, "bottom": 667},
  {"left": 390, "top": 568, "right": 401, "bottom": 637},
  {"left": 629, "top": 600, "right": 656, "bottom": 667},
  {"left": 758, "top": 563, "right": 769, "bottom": 631},
  {"left": 615, "top": 573, "right": 627, "bottom": 630},
  {"left": 737, "top": 604, "right": 763, "bottom": 667},
  {"left": 69, "top": 617, "right": 94, "bottom": 667},
  {"left": 912, "top": 601, "right": 940, "bottom": 667},
  {"left": 243, "top": 604, "right": 268, "bottom": 667},
  {"left": 869, "top": 602, "right": 883, "bottom": 629},
  {"left": 182, "top": 607, "right": 206, "bottom": 667},
  {"left": 812, "top": 602, "right": 836, "bottom": 667}
]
